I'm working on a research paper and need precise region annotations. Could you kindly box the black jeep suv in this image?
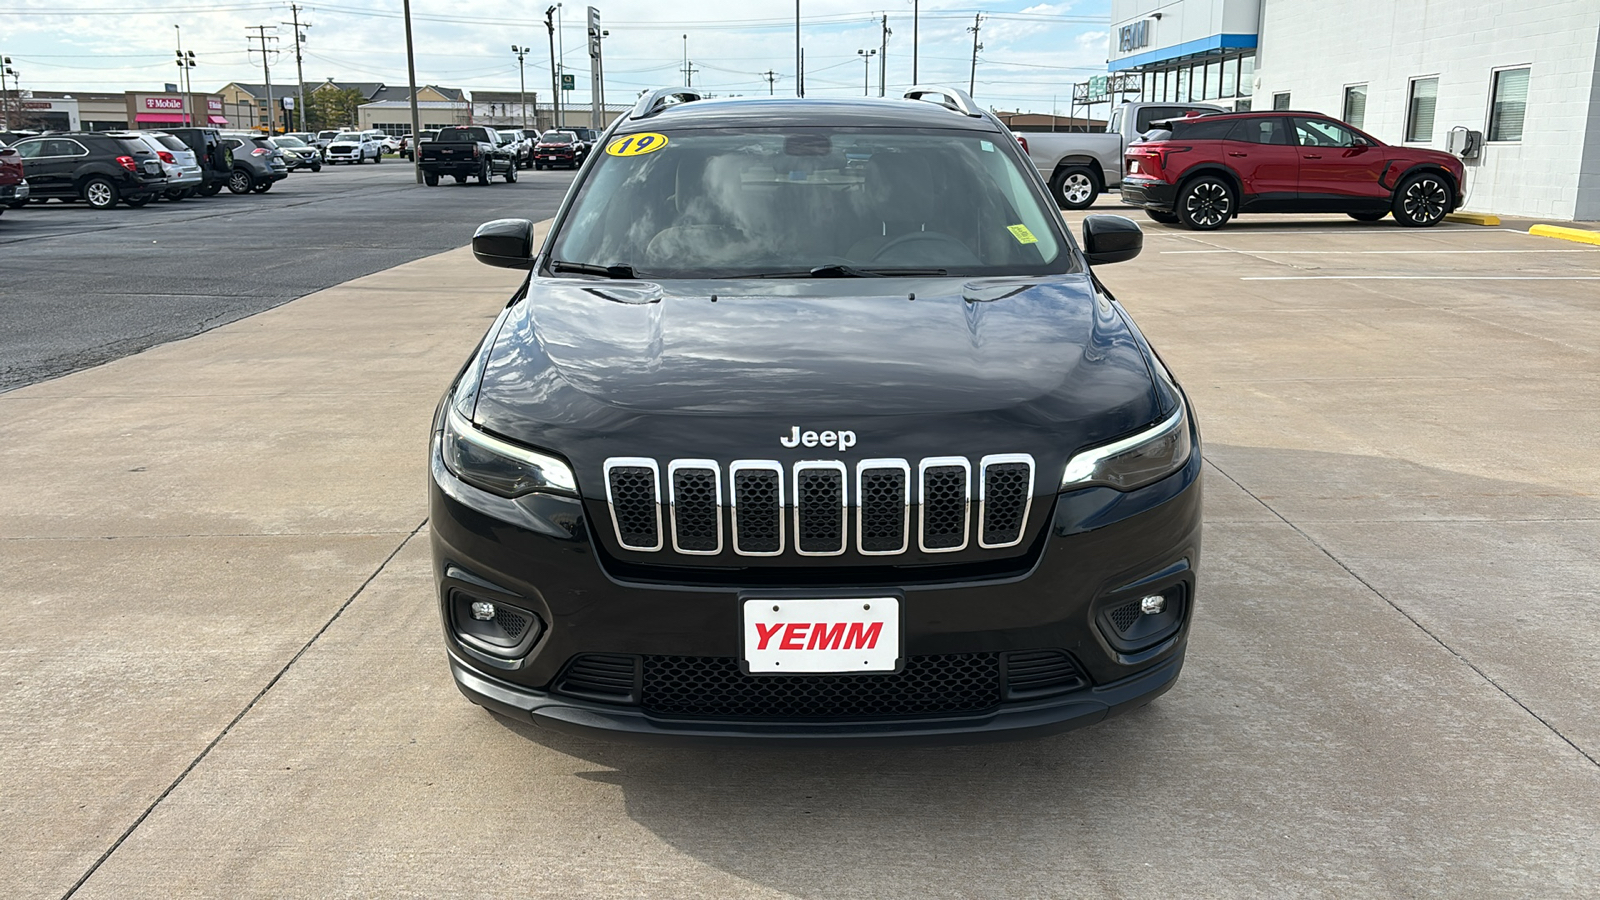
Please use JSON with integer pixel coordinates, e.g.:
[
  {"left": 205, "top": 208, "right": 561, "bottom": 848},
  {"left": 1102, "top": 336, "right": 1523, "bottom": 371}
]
[
  {"left": 7, "top": 132, "right": 166, "bottom": 209},
  {"left": 431, "top": 87, "right": 1202, "bottom": 743}
]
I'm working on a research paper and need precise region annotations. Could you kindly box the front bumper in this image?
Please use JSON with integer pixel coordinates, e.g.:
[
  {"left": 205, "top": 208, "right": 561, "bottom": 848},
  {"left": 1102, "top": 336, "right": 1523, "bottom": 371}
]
[
  {"left": 0, "top": 181, "right": 27, "bottom": 201},
  {"left": 1119, "top": 176, "right": 1177, "bottom": 211},
  {"left": 429, "top": 422, "right": 1203, "bottom": 744},
  {"left": 325, "top": 147, "right": 364, "bottom": 161}
]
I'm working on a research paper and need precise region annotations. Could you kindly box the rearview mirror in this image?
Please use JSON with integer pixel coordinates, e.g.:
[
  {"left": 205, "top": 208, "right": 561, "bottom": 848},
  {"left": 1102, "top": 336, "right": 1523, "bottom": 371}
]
[
  {"left": 1081, "top": 215, "right": 1143, "bottom": 266},
  {"left": 473, "top": 218, "right": 536, "bottom": 270}
]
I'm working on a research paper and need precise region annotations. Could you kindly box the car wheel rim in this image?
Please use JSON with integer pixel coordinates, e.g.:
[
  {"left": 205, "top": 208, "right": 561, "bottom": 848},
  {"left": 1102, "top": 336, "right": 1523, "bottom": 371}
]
[
  {"left": 1403, "top": 178, "right": 1448, "bottom": 223},
  {"left": 230, "top": 173, "right": 249, "bottom": 191},
  {"left": 1064, "top": 174, "right": 1093, "bottom": 205},
  {"left": 1184, "top": 182, "right": 1231, "bottom": 226},
  {"left": 86, "top": 183, "right": 111, "bottom": 206}
]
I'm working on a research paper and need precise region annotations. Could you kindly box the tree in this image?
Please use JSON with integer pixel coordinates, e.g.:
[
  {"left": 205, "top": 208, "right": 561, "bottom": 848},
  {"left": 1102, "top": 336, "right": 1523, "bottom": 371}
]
[{"left": 305, "top": 88, "right": 364, "bottom": 132}]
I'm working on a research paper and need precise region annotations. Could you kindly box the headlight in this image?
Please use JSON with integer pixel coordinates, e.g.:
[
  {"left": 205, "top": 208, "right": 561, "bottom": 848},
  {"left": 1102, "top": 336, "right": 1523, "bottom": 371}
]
[
  {"left": 439, "top": 404, "right": 577, "bottom": 497},
  {"left": 1060, "top": 405, "right": 1192, "bottom": 492}
]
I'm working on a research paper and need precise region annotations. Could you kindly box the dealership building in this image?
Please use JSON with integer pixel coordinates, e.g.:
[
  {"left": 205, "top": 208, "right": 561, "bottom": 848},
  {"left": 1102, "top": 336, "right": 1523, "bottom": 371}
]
[{"left": 1108, "top": 0, "right": 1600, "bottom": 220}]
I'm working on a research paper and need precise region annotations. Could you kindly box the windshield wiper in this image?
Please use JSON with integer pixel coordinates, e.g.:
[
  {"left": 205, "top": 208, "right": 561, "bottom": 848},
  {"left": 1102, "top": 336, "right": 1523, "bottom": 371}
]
[
  {"left": 549, "top": 260, "right": 638, "bottom": 279},
  {"left": 751, "top": 265, "right": 949, "bottom": 278}
]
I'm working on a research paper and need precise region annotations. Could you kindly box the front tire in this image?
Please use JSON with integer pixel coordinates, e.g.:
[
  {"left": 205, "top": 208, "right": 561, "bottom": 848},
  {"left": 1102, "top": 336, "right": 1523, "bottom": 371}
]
[
  {"left": 1177, "top": 176, "right": 1235, "bottom": 230},
  {"left": 311, "top": 163, "right": 322, "bottom": 172},
  {"left": 504, "top": 161, "right": 518, "bottom": 183},
  {"left": 1144, "top": 209, "right": 1180, "bottom": 225},
  {"left": 1050, "top": 165, "right": 1100, "bottom": 210},
  {"left": 228, "top": 169, "right": 254, "bottom": 194},
  {"left": 82, "top": 177, "right": 119, "bottom": 210},
  {"left": 1393, "top": 173, "right": 1451, "bottom": 227}
]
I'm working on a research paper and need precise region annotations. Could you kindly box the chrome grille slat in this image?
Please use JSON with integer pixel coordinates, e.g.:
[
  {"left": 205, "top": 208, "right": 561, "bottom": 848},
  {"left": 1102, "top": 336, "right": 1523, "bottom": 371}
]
[
  {"left": 918, "top": 457, "right": 971, "bottom": 553},
  {"left": 856, "top": 458, "right": 910, "bottom": 555},
  {"left": 978, "top": 453, "right": 1035, "bottom": 549},
  {"left": 604, "top": 458, "right": 663, "bottom": 552},
  {"left": 668, "top": 459, "right": 722, "bottom": 555},
  {"left": 730, "top": 461, "right": 784, "bottom": 556},
  {"left": 794, "top": 461, "right": 847, "bottom": 556}
]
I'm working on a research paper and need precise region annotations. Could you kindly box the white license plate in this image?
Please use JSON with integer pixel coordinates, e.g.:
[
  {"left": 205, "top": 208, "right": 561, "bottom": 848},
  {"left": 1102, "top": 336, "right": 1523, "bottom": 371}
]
[{"left": 742, "top": 597, "right": 900, "bottom": 674}]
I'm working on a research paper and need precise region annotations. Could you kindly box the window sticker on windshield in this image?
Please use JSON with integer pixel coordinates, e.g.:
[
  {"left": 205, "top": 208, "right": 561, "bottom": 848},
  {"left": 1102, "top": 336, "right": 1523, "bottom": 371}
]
[
  {"left": 981, "top": 140, "right": 995, "bottom": 152},
  {"left": 607, "top": 133, "right": 669, "bottom": 157},
  {"left": 1006, "top": 224, "right": 1039, "bottom": 245}
]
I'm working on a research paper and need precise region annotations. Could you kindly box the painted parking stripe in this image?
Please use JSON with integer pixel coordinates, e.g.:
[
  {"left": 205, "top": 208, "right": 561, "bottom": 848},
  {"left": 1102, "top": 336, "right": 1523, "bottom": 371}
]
[
  {"left": 1164, "top": 249, "right": 1596, "bottom": 255},
  {"left": 1241, "top": 273, "right": 1600, "bottom": 280}
]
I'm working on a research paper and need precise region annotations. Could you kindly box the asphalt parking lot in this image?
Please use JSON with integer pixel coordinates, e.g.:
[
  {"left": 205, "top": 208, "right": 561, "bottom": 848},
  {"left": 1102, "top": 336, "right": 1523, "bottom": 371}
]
[
  {"left": 1, "top": 196, "right": 1598, "bottom": 897},
  {"left": 0, "top": 161, "right": 576, "bottom": 391}
]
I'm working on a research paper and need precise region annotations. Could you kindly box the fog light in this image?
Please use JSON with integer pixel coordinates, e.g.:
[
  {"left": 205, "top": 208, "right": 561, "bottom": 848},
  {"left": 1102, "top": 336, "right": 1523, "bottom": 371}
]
[
  {"left": 470, "top": 601, "right": 497, "bottom": 621},
  {"left": 1140, "top": 595, "right": 1166, "bottom": 616}
]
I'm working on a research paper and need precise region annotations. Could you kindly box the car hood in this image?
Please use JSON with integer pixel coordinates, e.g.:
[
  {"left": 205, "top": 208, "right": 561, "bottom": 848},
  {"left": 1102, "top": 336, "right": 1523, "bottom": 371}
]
[{"left": 470, "top": 275, "right": 1164, "bottom": 491}]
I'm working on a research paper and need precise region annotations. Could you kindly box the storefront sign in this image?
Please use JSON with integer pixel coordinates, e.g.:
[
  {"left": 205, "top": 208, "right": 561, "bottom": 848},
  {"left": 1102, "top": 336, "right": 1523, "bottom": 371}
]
[
  {"left": 144, "top": 96, "right": 185, "bottom": 110},
  {"left": 208, "top": 98, "right": 223, "bottom": 111},
  {"left": 1119, "top": 19, "right": 1151, "bottom": 52}
]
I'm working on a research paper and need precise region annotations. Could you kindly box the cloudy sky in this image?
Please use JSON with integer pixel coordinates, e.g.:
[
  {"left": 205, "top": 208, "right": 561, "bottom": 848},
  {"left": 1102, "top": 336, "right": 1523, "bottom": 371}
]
[{"left": 7, "top": 0, "right": 1112, "bottom": 114}]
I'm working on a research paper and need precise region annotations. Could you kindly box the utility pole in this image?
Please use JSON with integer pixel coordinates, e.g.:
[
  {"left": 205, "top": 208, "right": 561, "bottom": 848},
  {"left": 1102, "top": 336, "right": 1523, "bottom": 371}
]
[
  {"left": 794, "top": 1, "right": 801, "bottom": 97},
  {"left": 0, "top": 58, "right": 15, "bottom": 131},
  {"left": 246, "top": 25, "right": 278, "bottom": 134},
  {"left": 544, "top": 7, "right": 560, "bottom": 132},
  {"left": 402, "top": 0, "right": 423, "bottom": 182},
  {"left": 285, "top": 5, "right": 309, "bottom": 132},
  {"left": 512, "top": 45, "right": 529, "bottom": 129},
  {"left": 174, "top": 27, "right": 196, "bottom": 127},
  {"left": 762, "top": 70, "right": 777, "bottom": 95},
  {"left": 879, "top": 15, "right": 890, "bottom": 97},
  {"left": 967, "top": 14, "right": 983, "bottom": 97},
  {"left": 586, "top": 7, "right": 602, "bottom": 130},
  {"left": 912, "top": 0, "right": 919, "bottom": 83},
  {"left": 799, "top": 49, "right": 805, "bottom": 97},
  {"left": 857, "top": 49, "right": 876, "bottom": 97}
]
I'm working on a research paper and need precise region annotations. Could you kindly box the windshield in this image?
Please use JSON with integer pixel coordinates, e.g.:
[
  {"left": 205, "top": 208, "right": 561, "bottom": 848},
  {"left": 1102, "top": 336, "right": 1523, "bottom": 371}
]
[
  {"left": 548, "top": 128, "right": 1070, "bottom": 279},
  {"left": 275, "top": 136, "right": 308, "bottom": 147},
  {"left": 541, "top": 133, "right": 573, "bottom": 144},
  {"left": 335, "top": 132, "right": 363, "bottom": 141}
]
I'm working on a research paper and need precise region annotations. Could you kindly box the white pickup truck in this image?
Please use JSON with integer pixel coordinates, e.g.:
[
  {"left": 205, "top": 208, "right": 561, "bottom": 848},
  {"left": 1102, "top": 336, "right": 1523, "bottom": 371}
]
[{"left": 1019, "top": 101, "right": 1224, "bottom": 209}]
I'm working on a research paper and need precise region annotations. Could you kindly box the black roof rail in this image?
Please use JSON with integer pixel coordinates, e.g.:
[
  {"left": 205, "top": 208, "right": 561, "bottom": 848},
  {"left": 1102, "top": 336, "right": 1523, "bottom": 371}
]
[
  {"left": 902, "top": 85, "right": 985, "bottom": 118},
  {"left": 630, "top": 87, "right": 704, "bottom": 120}
]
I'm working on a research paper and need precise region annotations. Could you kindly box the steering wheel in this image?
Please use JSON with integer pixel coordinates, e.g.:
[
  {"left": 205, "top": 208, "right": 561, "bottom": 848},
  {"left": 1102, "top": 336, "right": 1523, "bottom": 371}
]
[{"left": 869, "top": 231, "right": 980, "bottom": 266}]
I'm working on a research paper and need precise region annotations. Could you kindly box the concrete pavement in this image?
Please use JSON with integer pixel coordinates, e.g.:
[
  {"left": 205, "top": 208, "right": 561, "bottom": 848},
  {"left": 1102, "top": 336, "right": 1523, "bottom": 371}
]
[{"left": 2, "top": 211, "right": 1597, "bottom": 898}]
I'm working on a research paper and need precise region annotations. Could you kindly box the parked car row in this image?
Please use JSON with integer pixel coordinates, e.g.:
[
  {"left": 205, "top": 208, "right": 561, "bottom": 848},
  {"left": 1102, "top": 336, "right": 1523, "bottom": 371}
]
[{"left": 0, "top": 128, "right": 293, "bottom": 211}]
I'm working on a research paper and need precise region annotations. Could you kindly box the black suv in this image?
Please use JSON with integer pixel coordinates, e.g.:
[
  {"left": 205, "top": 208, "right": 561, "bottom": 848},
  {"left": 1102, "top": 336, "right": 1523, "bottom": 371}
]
[
  {"left": 7, "top": 132, "right": 167, "bottom": 209},
  {"left": 219, "top": 134, "right": 289, "bottom": 194},
  {"left": 432, "top": 87, "right": 1201, "bottom": 743}
]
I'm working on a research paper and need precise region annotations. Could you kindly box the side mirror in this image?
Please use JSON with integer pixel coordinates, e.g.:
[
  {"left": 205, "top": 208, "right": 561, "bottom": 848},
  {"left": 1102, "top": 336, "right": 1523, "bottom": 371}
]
[
  {"left": 473, "top": 218, "right": 536, "bottom": 270},
  {"left": 1352, "top": 136, "right": 1370, "bottom": 147},
  {"left": 1081, "top": 215, "right": 1143, "bottom": 266}
]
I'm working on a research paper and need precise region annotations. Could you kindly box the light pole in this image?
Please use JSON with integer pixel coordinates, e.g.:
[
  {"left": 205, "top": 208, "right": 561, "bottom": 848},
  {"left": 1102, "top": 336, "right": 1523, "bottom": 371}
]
[
  {"left": 285, "top": 5, "right": 309, "bottom": 133},
  {"left": 880, "top": 16, "right": 890, "bottom": 97},
  {"left": 174, "top": 27, "right": 196, "bottom": 127},
  {"left": 545, "top": 7, "right": 560, "bottom": 131},
  {"left": 402, "top": 0, "right": 423, "bottom": 182},
  {"left": 512, "top": 45, "right": 529, "bottom": 129},
  {"left": 0, "top": 59, "right": 17, "bottom": 131},
  {"left": 794, "top": 1, "right": 801, "bottom": 97},
  {"left": 912, "top": 0, "right": 919, "bottom": 83},
  {"left": 857, "top": 49, "right": 876, "bottom": 96}
]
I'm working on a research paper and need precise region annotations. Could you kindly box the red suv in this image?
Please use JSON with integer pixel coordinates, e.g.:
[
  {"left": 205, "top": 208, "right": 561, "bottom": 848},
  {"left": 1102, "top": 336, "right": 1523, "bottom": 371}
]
[{"left": 1120, "top": 111, "right": 1465, "bottom": 230}]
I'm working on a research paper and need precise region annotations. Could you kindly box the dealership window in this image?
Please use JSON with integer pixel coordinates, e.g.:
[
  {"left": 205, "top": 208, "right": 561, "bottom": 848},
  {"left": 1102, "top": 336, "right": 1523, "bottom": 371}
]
[
  {"left": 1176, "top": 68, "right": 1189, "bottom": 102},
  {"left": 1488, "top": 67, "right": 1528, "bottom": 141},
  {"left": 1205, "top": 60, "right": 1222, "bottom": 100},
  {"left": 1342, "top": 84, "right": 1367, "bottom": 129},
  {"left": 1240, "top": 56, "right": 1254, "bottom": 96},
  {"left": 1406, "top": 76, "right": 1438, "bottom": 142},
  {"left": 1222, "top": 59, "right": 1238, "bottom": 99},
  {"left": 1272, "top": 92, "right": 1291, "bottom": 110}
]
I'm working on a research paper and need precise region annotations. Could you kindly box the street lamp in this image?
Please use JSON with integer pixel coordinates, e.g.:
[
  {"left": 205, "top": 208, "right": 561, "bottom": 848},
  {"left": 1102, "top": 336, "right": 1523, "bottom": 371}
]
[
  {"left": 175, "top": 26, "right": 197, "bottom": 127},
  {"left": 511, "top": 45, "right": 529, "bottom": 129},
  {"left": 0, "top": 58, "right": 17, "bottom": 131},
  {"left": 857, "top": 48, "right": 876, "bottom": 97}
]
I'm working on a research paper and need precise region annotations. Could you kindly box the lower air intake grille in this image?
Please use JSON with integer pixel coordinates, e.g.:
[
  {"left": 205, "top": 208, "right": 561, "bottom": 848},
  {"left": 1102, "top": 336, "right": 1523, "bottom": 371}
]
[
  {"left": 555, "top": 654, "right": 641, "bottom": 704},
  {"left": 607, "top": 464, "right": 660, "bottom": 550},
  {"left": 641, "top": 653, "right": 1002, "bottom": 719},
  {"left": 1109, "top": 600, "right": 1143, "bottom": 635},
  {"left": 1003, "top": 649, "right": 1089, "bottom": 699}
]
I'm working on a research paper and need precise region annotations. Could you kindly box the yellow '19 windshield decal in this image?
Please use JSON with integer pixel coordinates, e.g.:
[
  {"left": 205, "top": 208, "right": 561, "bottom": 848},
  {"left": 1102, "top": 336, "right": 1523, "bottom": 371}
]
[{"left": 607, "top": 133, "right": 669, "bottom": 157}]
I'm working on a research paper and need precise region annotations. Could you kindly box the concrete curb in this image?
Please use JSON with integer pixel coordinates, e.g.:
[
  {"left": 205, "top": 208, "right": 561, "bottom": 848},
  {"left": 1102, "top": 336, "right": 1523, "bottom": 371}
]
[
  {"left": 1444, "top": 211, "right": 1501, "bottom": 226},
  {"left": 1528, "top": 223, "right": 1600, "bottom": 246}
]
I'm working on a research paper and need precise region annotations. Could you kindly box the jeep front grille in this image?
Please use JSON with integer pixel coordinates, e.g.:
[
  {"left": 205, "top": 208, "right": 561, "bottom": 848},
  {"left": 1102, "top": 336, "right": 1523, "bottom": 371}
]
[{"left": 602, "top": 454, "right": 1034, "bottom": 558}]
